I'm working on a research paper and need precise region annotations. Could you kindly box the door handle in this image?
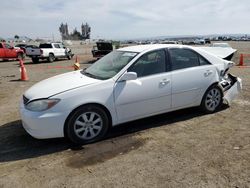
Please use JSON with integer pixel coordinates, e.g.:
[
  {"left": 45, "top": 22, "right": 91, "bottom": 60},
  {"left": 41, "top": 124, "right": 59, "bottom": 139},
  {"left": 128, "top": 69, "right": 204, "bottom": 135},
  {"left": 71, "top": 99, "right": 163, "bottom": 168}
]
[
  {"left": 204, "top": 70, "right": 213, "bottom": 77},
  {"left": 160, "top": 79, "right": 170, "bottom": 85}
]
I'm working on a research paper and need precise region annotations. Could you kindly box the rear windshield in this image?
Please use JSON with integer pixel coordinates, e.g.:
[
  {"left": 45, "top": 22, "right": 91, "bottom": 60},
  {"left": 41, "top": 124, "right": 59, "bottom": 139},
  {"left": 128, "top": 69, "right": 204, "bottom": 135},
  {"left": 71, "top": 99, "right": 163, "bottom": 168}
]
[{"left": 39, "top": 44, "right": 52, "bottom": 48}]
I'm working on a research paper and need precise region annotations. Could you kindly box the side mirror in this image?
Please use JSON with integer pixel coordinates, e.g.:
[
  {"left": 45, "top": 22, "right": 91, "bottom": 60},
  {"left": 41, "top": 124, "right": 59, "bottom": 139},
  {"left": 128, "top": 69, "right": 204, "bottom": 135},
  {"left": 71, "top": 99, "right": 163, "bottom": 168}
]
[{"left": 119, "top": 72, "right": 137, "bottom": 81}]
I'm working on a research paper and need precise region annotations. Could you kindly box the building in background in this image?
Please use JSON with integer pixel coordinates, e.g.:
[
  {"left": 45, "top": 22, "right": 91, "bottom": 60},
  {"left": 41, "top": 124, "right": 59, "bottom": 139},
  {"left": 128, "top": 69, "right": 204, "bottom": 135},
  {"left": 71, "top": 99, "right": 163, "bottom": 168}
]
[{"left": 59, "top": 22, "right": 91, "bottom": 40}]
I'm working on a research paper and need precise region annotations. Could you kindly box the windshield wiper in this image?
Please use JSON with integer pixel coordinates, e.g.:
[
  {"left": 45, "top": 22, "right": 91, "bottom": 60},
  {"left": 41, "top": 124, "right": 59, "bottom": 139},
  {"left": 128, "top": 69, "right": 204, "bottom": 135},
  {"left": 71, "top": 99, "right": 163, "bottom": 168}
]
[{"left": 82, "top": 70, "right": 102, "bottom": 80}]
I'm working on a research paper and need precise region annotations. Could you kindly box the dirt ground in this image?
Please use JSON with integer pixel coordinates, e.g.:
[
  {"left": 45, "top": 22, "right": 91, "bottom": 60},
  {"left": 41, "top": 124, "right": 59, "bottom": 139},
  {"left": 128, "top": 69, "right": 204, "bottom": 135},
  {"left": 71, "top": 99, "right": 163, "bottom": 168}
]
[{"left": 0, "top": 42, "right": 249, "bottom": 188}]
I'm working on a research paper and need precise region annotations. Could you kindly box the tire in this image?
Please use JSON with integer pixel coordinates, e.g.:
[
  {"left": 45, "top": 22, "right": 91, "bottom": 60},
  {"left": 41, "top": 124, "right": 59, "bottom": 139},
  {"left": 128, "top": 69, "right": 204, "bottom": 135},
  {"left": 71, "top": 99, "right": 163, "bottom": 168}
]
[
  {"left": 48, "top": 53, "right": 55, "bottom": 63},
  {"left": 32, "top": 57, "right": 39, "bottom": 63},
  {"left": 67, "top": 54, "right": 72, "bottom": 60},
  {"left": 66, "top": 51, "right": 72, "bottom": 60},
  {"left": 66, "top": 105, "right": 109, "bottom": 144},
  {"left": 200, "top": 85, "right": 223, "bottom": 113}
]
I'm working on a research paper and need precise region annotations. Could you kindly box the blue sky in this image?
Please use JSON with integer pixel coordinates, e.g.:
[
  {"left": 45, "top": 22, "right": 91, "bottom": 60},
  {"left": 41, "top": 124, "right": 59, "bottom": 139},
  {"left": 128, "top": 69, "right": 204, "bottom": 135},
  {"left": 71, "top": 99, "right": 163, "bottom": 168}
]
[{"left": 1, "top": 0, "right": 250, "bottom": 40}]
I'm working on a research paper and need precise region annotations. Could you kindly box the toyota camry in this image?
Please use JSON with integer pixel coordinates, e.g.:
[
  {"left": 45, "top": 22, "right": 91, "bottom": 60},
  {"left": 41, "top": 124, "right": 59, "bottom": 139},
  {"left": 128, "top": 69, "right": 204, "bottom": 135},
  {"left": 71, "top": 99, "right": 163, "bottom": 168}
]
[{"left": 20, "top": 44, "right": 242, "bottom": 144}]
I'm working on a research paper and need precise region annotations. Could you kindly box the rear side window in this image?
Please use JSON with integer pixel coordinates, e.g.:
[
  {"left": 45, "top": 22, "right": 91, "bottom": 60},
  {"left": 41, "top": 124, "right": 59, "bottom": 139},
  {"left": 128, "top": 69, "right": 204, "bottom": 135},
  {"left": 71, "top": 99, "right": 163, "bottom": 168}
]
[
  {"left": 199, "top": 55, "right": 211, "bottom": 65},
  {"left": 169, "top": 48, "right": 199, "bottom": 70}
]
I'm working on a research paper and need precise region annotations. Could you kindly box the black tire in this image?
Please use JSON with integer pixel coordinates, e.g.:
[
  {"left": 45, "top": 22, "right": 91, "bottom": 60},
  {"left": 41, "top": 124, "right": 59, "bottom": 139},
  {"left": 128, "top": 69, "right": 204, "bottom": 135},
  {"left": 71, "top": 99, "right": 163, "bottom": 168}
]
[
  {"left": 48, "top": 53, "right": 55, "bottom": 63},
  {"left": 66, "top": 105, "right": 110, "bottom": 144},
  {"left": 200, "top": 85, "right": 223, "bottom": 113},
  {"left": 67, "top": 54, "right": 72, "bottom": 60},
  {"left": 32, "top": 57, "right": 39, "bottom": 63}
]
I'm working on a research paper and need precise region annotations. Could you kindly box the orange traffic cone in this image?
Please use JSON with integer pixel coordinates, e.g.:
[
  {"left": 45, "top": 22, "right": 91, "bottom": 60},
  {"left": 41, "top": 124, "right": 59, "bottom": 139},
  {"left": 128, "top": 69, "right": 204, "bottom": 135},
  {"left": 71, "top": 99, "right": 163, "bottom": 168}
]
[
  {"left": 239, "top": 54, "right": 244, "bottom": 66},
  {"left": 19, "top": 59, "right": 29, "bottom": 81},
  {"left": 74, "top": 55, "right": 80, "bottom": 71}
]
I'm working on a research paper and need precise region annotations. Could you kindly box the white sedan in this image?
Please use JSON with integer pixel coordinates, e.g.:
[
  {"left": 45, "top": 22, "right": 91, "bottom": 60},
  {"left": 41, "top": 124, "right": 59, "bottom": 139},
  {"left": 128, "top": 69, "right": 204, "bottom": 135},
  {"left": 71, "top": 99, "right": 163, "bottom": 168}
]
[{"left": 20, "top": 44, "right": 242, "bottom": 144}]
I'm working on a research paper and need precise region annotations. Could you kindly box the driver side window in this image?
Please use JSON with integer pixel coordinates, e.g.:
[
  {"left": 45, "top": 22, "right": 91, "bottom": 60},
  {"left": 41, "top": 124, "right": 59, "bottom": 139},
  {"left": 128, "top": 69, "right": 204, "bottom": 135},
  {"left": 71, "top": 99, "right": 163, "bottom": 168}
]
[{"left": 128, "top": 50, "right": 166, "bottom": 77}]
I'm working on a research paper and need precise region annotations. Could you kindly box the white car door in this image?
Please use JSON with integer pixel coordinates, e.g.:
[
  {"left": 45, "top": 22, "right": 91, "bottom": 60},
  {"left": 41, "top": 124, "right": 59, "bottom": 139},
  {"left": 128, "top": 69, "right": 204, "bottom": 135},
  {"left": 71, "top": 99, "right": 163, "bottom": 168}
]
[
  {"left": 114, "top": 49, "right": 172, "bottom": 123},
  {"left": 59, "top": 44, "right": 67, "bottom": 56},
  {"left": 169, "top": 48, "right": 217, "bottom": 108},
  {"left": 52, "top": 44, "right": 61, "bottom": 57}
]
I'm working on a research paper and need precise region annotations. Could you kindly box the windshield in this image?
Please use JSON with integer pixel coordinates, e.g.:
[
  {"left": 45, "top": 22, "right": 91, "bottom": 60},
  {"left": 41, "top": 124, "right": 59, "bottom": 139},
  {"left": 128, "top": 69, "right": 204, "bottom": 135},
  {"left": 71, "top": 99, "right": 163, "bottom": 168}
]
[{"left": 83, "top": 50, "right": 137, "bottom": 80}]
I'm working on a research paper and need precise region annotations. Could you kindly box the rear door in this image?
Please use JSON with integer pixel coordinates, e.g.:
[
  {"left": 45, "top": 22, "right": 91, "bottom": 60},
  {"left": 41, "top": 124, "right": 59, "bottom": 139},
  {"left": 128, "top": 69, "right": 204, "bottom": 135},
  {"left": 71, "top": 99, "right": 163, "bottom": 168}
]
[{"left": 169, "top": 48, "right": 217, "bottom": 108}]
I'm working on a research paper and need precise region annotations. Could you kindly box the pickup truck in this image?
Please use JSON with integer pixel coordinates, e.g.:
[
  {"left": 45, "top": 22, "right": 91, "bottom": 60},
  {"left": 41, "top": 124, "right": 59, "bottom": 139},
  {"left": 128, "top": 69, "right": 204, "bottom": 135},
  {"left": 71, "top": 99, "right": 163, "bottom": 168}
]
[
  {"left": 26, "top": 42, "right": 73, "bottom": 63},
  {"left": 0, "top": 42, "right": 25, "bottom": 60}
]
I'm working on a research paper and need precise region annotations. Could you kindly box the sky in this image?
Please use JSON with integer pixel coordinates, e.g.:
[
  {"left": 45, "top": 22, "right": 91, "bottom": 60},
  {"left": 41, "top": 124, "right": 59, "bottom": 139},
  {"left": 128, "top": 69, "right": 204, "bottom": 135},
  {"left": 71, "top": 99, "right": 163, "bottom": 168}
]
[{"left": 1, "top": 0, "right": 250, "bottom": 40}]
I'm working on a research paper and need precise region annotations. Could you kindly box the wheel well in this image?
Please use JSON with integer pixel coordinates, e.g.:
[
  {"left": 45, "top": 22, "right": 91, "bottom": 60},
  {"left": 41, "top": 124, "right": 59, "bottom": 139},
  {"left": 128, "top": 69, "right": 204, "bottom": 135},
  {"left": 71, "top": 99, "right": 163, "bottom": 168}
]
[
  {"left": 63, "top": 103, "right": 113, "bottom": 138},
  {"left": 209, "top": 82, "right": 223, "bottom": 94},
  {"left": 200, "top": 82, "right": 223, "bottom": 105}
]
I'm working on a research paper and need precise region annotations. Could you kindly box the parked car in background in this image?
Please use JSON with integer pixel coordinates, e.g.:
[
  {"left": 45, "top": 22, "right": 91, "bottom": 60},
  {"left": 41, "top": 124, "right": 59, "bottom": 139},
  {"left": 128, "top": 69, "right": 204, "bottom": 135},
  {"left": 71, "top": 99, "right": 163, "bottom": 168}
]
[
  {"left": 26, "top": 42, "right": 73, "bottom": 63},
  {"left": 20, "top": 44, "right": 242, "bottom": 144},
  {"left": 0, "top": 42, "right": 25, "bottom": 60},
  {"left": 194, "top": 39, "right": 205, "bottom": 45},
  {"left": 212, "top": 43, "right": 232, "bottom": 48},
  {"left": 92, "top": 41, "right": 113, "bottom": 58}
]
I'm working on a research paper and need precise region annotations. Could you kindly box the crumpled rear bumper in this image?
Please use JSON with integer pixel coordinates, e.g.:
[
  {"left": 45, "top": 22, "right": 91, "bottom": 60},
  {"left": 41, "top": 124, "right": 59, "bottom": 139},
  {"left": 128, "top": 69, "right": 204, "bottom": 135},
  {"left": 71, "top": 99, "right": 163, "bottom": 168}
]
[{"left": 221, "top": 74, "right": 242, "bottom": 105}]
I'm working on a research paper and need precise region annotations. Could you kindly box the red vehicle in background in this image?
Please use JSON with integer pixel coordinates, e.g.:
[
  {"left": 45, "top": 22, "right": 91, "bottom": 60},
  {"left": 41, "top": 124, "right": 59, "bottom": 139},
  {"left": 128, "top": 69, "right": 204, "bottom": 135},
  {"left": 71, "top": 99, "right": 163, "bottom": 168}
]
[{"left": 0, "top": 42, "right": 25, "bottom": 61}]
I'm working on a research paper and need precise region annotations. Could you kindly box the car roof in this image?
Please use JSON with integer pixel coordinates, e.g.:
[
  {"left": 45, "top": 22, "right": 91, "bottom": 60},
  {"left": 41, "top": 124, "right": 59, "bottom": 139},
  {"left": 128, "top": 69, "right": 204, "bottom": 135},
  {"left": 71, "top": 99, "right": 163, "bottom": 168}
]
[{"left": 117, "top": 44, "right": 189, "bottom": 53}]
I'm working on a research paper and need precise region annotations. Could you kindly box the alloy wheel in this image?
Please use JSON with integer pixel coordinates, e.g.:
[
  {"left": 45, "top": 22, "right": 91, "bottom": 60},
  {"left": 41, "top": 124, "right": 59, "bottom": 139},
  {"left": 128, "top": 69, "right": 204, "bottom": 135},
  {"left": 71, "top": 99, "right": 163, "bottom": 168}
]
[{"left": 73, "top": 112, "right": 103, "bottom": 140}]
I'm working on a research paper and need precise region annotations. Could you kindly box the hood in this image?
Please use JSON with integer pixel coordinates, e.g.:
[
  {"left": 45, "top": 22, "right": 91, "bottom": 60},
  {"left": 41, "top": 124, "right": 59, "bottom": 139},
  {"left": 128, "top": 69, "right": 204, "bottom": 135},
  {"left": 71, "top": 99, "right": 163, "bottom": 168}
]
[{"left": 25, "top": 71, "right": 100, "bottom": 100}]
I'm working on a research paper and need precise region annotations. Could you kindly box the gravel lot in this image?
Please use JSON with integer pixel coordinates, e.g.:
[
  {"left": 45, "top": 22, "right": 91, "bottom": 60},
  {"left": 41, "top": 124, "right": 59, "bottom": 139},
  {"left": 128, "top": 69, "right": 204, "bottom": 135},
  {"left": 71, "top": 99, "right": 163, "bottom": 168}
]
[{"left": 0, "top": 41, "right": 249, "bottom": 188}]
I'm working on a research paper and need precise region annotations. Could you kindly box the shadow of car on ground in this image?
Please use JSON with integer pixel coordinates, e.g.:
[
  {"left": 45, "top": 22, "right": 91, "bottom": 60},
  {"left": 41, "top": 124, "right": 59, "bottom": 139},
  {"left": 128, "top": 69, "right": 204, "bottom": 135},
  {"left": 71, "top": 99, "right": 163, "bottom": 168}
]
[{"left": 0, "top": 105, "right": 229, "bottom": 163}]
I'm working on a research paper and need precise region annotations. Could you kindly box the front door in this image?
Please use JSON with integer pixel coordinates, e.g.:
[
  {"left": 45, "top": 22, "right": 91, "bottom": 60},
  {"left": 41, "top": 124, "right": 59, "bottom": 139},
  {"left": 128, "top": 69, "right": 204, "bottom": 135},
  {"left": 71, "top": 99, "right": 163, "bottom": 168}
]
[
  {"left": 4, "top": 44, "right": 16, "bottom": 58},
  {"left": 114, "top": 49, "right": 172, "bottom": 123}
]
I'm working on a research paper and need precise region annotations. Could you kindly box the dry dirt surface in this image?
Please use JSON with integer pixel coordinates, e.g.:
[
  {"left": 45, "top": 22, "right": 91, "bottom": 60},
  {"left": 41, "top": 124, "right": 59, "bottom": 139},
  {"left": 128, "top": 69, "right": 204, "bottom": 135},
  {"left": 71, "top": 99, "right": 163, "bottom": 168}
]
[{"left": 0, "top": 42, "right": 249, "bottom": 188}]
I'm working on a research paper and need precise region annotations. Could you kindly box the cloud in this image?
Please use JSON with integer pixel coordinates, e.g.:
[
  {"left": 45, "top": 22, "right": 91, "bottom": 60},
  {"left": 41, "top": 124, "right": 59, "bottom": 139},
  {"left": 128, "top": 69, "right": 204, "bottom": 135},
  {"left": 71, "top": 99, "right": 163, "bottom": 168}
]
[{"left": 0, "top": 0, "right": 250, "bottom": 40}]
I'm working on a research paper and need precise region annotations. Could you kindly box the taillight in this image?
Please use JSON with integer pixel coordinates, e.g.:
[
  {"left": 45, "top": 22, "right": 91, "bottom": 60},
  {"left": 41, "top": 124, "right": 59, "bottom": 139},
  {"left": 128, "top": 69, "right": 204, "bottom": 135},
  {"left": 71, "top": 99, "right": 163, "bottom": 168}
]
[{"left": 40, "top": 49, "right": 43, "bottom": 54}]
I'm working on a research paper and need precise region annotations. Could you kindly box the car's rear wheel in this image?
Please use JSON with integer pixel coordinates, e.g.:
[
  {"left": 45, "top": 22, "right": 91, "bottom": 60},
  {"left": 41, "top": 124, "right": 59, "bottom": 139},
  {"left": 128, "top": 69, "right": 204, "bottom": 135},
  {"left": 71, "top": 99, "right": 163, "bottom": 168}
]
[
  {"left": 66, "top": 105, "right": 109, "bottom": 144},
  {"left": 48, "top": 53, "right": 55, "bottom": 63},
  {"left": 201, "top": 85, "right": 223, "bottom": 113}
]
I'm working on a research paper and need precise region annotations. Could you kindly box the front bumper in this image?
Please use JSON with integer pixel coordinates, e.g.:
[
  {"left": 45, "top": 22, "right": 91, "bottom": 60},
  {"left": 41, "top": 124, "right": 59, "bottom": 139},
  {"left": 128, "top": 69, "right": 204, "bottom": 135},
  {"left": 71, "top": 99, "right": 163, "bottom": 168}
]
[
  {"left": 221, "top": 74, "right": 242, "bottom": 105},
  {"left": 20, "top": 100, "right": 69, "bottom": 139}
]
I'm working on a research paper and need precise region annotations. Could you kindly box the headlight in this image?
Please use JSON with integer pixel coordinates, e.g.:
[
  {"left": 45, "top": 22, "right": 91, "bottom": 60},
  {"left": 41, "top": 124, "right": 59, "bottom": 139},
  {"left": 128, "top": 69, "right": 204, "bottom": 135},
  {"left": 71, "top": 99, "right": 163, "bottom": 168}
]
[{"left": 25, "top": 99, "right": 60, "bottom": 112}]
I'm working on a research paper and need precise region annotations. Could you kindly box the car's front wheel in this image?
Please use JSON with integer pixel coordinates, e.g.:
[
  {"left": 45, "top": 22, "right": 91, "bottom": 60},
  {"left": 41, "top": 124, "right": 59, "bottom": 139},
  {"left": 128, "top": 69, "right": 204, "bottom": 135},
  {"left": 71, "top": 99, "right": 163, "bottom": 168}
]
[
  {"left": 67, "top": 52, "right": 72, "bottom": 60},
  {"left": 66, "top": 105, "right": 109, "bottom": 144},
  {"left": 201, "top": 85, "right": 223, "bottom": 113}
]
